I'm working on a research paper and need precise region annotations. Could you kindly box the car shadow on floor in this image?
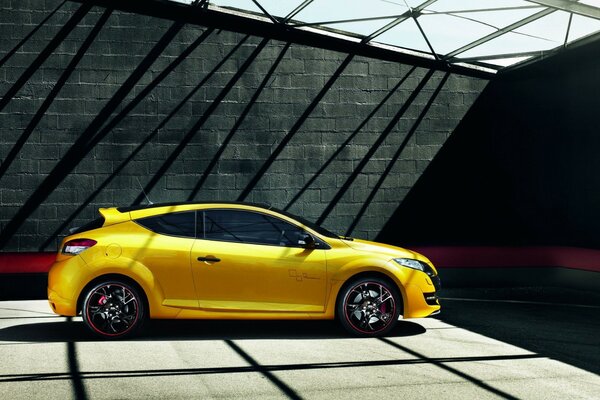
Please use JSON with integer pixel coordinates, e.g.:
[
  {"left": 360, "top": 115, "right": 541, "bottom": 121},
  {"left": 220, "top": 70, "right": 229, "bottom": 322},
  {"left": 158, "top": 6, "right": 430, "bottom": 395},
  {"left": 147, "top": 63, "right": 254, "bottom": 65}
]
[{"left": 0, "top": 319, "right": 426, "bottom": 342}]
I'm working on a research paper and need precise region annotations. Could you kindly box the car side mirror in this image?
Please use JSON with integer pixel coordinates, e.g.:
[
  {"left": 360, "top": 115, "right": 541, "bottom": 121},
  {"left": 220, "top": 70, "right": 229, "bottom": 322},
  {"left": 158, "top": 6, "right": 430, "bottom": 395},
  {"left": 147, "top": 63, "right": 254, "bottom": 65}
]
[{"left": 298, "top": 233, "right": 316, "bottom": 249}]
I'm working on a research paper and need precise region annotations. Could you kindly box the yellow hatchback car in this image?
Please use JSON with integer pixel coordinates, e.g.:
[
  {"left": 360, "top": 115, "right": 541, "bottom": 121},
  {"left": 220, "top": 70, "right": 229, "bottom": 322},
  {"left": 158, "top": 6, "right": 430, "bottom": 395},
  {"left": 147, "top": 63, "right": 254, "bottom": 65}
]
[{"left": 48, "top": 202, "right": 441, "bottom": 338}]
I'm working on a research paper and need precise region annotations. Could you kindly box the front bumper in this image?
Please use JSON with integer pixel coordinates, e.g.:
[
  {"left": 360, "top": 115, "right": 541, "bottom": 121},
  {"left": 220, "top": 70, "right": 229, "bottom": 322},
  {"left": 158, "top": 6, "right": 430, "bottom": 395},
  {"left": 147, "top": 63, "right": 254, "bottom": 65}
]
[
  {"left": 423, "top": 292, "right": 439, "bottom": 306},
  {"left": 403, "top": 283, "right": 441, "bottom": 318},
  {"left": 400, "top": 269, "right": 442, "bottom": 318}
]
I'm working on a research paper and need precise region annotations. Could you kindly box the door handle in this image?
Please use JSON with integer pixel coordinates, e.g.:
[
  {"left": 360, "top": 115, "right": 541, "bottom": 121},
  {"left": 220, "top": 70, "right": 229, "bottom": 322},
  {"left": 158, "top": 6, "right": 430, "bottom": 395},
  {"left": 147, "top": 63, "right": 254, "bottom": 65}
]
[{"left": 197, "top": 256, "right": 221, "bottom": 262}]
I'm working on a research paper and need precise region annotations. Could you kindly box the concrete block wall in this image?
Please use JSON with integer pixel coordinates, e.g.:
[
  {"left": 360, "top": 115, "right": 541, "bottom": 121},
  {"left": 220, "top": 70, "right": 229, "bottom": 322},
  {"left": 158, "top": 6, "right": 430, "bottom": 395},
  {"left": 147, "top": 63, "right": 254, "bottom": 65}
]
[{"left": 0, "top": 0, "right": 487, "bottom": 252}]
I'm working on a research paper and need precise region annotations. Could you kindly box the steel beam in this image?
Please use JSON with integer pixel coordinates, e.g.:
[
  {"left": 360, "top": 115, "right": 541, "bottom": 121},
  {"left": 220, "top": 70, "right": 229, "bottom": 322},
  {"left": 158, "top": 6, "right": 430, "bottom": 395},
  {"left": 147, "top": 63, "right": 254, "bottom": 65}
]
[
  {"left": 251, "top": 0, "right": 278, "bottom": 24},
  {"left": 413, "top": 15, "right": 438, "bottom": 59},
  {"left": 452, "top": 50, "right": 547, "bottom": 63},
  {"left": 362, "top": 0, "right": 438, "bottom": 43},
  {"left": 444, "top": 7, "right": 555, "bottom": 59},
  {"left": 283, "top": 0, "right": 314, "bottom": 23},
  {"left": 528, "top": 0, "right": 600, "bottom": 20},
  {"left": 423, "top": 5, "right": 541, "bottom": 15},
  {"left": 289, "top": 15, "right": 403, "bottom": 28}
]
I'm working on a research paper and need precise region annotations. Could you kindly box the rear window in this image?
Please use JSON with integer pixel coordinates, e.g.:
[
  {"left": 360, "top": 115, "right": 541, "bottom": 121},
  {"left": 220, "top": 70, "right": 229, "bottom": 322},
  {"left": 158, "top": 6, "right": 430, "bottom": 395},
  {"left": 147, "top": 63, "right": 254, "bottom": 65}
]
[
  {"left": 70, "top": 217, "right": 105, "bottom": 235},
  {"left": 135, "top": 211, "right": 196, "bottom": 238}
]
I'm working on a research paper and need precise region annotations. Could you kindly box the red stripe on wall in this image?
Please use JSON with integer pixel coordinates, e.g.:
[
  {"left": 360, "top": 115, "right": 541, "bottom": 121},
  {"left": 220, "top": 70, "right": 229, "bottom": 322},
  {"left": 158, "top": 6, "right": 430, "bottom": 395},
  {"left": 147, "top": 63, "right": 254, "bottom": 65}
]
[
  {"left": 0, "top": 252, "right": 56, "bottom": 274},
  {"left": 0, "top": 247, "right": 599, "bottom": 274},
  {"left": 412, "top": 246, "right": 600, "bottom": 273}
]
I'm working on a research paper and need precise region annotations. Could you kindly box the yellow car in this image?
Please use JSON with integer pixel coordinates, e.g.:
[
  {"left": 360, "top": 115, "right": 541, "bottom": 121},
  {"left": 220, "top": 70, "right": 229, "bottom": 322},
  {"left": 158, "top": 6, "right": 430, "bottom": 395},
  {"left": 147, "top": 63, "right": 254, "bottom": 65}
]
[{"left": 48, "top": 202, "right": 441, "bottom": 338}]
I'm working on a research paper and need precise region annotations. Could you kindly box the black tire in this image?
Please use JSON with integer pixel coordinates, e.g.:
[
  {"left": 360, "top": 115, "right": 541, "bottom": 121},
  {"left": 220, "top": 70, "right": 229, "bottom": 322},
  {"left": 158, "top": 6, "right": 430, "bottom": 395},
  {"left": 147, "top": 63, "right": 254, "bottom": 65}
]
[
  {"left": 337, "top": 277, "right": 402, "bottom": 337},
  {"left": 82, "top": 280, "right": 145, "bottom": 339}
]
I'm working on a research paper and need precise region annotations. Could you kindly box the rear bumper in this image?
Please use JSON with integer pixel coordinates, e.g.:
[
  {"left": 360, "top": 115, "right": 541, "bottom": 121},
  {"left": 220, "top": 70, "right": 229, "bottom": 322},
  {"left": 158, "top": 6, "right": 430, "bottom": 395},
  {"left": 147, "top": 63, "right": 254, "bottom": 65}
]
[
  {"left": 48, "top": 288, "right": 77, "bottom": 316},
  {"left": 47, "top": 255, "right": 86, "bottom": 316}
]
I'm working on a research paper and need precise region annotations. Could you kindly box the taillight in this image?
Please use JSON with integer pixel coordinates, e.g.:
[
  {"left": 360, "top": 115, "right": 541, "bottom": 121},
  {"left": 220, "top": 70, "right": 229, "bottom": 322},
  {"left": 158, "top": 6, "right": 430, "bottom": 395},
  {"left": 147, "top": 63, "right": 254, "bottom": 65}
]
[{"left": 62, "top": 239, "right": 97, "bottom": 255}]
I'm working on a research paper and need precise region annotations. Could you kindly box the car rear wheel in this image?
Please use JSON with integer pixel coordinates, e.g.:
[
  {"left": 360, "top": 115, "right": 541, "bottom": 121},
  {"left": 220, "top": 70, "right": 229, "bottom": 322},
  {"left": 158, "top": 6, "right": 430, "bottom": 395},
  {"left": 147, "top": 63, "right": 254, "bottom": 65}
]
[
  {"left": 338, "top": 277, "right": 401, "bottom": 337},
  {"left": 82, "top": 280, "right": 145, "bottom": 339}
]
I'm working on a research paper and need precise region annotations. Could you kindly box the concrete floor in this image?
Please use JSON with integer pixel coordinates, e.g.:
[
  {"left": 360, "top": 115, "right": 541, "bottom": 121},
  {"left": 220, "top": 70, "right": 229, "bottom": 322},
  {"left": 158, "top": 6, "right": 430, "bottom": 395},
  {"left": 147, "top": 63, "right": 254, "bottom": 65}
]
[{"left": 1, "top": 291, "right": 599, "bottom": 399}]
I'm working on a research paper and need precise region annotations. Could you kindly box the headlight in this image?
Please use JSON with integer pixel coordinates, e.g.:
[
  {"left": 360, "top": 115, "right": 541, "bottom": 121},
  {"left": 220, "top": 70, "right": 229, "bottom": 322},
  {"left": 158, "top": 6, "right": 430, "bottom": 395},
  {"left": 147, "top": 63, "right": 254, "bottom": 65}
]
[{"left": 393, "top": 258, "right": 436, "bottom": 277}]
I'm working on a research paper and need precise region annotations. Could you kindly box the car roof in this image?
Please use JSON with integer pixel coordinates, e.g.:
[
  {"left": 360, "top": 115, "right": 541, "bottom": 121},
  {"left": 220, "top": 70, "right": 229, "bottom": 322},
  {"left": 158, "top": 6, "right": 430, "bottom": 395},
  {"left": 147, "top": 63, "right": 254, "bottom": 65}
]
[
  {"left": 115, "top": 201, "right": 341, "bottom": 239},
  {"left": 117, "top": 201, "right": 271, "bottom": 213}
]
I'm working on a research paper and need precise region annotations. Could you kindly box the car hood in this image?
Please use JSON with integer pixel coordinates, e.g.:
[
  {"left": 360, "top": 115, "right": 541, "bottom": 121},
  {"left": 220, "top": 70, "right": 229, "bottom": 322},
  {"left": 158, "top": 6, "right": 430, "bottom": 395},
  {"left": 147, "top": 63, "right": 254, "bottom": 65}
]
[{"left": 341, "top": 238, "right": 423, "bottom": 260}]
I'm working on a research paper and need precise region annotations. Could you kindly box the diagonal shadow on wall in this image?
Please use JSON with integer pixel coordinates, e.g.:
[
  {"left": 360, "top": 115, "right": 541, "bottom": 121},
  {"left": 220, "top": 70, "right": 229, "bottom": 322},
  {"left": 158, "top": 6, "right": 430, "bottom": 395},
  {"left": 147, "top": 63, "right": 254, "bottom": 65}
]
[
  {"left": 0, "top": 8, "right": 113, "bottom": 182},
  {"left": 0, "top": 21, "right": 186, "bottom": 250},
  {"left": 345, "top": 72, "right": 451, "bottom": 236},
  {"left": 132, "top": 37, "right": 270, "bottom": 205},
  {"left": 39, "top": 28, "right": 220, "bottom": 250},
  {"left": 0, "top": 0, "right": 67, "bottom": 68},
  {"left": 316, "top": 69, "right": 435, "bottom": 226},
  {"left": 0, "top": 2, "right": 92, "bottom": 114},
  {"left": 284, "top": 65, "right": 418, "bottom": 212},
  {"left": 186, "top": 42, "right": 292, "bottom": 201},
  {"left": 236, "top": 54, "right": 355, "bottom": 202}
]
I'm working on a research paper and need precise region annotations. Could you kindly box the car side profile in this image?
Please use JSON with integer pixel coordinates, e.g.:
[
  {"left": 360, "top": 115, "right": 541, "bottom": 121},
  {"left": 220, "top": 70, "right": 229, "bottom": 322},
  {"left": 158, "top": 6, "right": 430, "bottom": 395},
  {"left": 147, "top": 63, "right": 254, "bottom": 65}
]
[{"left": 48, "top": 202, "right": 441, "bottom": 338}]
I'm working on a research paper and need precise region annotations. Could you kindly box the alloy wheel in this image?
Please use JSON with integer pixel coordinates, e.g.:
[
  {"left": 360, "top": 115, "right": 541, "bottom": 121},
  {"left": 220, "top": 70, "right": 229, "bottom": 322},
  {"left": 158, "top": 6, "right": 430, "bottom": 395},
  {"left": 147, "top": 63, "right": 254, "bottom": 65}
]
[
  {"left": 83, "top": 282, "right": 141, "bottom": 338},
  {"left": 342, "top": 280, "right": 397, "bottom": 335}
]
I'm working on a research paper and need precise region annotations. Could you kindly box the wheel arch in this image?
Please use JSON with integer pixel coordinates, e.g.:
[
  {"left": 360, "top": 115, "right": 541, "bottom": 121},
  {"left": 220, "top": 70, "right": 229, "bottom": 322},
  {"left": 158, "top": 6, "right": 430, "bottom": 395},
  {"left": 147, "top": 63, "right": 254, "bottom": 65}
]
[
  {"left": 75, "top": 255, "right": 169, "bottom": 318},
  {"left": 333, "top": 270, "right": 406, "bottom": 319}
]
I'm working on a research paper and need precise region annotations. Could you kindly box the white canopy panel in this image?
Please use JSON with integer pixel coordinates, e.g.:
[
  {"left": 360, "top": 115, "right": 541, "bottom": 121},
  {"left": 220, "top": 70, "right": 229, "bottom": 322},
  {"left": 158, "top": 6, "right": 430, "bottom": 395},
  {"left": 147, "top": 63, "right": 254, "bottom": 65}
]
[{"left": 168, "top": 0, "right": 600, "bottom": 74}]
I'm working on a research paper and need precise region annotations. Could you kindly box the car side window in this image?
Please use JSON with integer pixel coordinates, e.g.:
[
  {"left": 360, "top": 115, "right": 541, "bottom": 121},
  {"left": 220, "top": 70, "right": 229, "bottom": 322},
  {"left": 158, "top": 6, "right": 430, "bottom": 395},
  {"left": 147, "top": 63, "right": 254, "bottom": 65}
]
[
  {"left": 202, "top": 209, "right": 305, "bottom": 247},
  {"left": 135, "top": 211, "right": 196, "bottom": 238}
]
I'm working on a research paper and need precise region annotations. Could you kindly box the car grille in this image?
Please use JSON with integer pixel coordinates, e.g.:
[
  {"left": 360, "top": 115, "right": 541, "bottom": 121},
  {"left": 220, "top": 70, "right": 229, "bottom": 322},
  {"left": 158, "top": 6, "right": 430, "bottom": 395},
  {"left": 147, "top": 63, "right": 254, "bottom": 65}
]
[
  {"left": 431, "top": 274, "right": 441, "bottom": 291},
  {"left": 423, "top": 292, "right": 439, "bottom": 306}
]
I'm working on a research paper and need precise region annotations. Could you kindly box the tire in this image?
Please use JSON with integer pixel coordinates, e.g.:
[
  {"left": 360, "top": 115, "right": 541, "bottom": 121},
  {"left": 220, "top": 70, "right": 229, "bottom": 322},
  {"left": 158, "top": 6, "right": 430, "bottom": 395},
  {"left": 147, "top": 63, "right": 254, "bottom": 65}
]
[
  {"left": 82, "top": 280, "right": 145, "bottom": 339},
  {"left": 337, "top": 277, "right": 402, "bottom": 337}
]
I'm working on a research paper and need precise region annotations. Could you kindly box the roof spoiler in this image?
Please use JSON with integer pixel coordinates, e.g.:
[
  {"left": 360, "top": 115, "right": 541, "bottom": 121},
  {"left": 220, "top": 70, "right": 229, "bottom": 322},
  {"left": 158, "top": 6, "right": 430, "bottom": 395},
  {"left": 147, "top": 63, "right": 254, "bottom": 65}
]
[{"left": 99, "top": 207, "right": 131, "bottom": 227}]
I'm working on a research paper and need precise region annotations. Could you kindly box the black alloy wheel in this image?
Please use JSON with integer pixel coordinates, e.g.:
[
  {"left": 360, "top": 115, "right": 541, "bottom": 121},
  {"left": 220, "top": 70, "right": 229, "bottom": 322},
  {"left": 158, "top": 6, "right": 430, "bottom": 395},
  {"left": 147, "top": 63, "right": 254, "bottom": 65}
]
[
  {"left": 338, "top": 277, "right": 401, "bottom": 337},
  {"left": 82, "top": 280, "right": 145, "bottom": 339}
]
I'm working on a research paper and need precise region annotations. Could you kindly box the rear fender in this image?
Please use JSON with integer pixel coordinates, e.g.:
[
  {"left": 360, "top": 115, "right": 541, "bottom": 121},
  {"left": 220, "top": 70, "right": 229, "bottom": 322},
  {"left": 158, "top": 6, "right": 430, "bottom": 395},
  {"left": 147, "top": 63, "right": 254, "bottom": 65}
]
[{"left": 80, "top": 257, "right": 173, "bottom": 317}]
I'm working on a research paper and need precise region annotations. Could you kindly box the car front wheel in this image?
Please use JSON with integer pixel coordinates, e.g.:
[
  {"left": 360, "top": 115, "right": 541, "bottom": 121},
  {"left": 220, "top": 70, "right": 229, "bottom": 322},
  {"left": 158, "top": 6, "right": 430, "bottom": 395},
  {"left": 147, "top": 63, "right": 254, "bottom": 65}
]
[
  {"left": 82, "top": 280, "right": 145, "bottom": 339},
  {"left": 338, "top": 277, "right": 402, "bottom": 337}
]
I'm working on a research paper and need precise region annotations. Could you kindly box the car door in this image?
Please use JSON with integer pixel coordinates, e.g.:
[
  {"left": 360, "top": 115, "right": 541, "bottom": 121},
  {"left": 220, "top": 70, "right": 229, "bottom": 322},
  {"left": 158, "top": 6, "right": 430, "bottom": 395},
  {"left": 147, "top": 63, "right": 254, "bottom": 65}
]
[
  {"left": 134, "top": 210, "right": 198, "bottom": 308},
  {"left": 191, "top": 209, "right": 327, "bottom": 313}
]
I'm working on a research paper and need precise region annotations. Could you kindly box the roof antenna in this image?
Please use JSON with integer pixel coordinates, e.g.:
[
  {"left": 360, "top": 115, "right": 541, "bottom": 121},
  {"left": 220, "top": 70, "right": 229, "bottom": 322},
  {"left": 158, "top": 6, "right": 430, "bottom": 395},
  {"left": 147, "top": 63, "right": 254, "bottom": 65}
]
[{"left": 136, "top": 178, "right": 153, "bottom": 205}]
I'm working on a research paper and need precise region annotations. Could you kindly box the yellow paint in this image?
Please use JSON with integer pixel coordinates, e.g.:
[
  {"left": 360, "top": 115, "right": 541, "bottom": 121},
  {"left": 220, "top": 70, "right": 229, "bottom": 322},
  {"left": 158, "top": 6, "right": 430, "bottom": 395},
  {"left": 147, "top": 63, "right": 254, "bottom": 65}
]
[{"left": 47, "top": 203, "right": 440, "bottom": 320}]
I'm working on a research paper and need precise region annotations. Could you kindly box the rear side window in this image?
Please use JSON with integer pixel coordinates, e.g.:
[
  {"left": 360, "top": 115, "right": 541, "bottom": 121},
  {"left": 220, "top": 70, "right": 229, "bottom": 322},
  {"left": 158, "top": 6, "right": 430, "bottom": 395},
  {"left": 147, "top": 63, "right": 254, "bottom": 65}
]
[
  {"left": 202, "top": 209, "right": 305, "bottom": 247},
  {"left": 135, "top": 211, "right": 196, "bottom": 238}
]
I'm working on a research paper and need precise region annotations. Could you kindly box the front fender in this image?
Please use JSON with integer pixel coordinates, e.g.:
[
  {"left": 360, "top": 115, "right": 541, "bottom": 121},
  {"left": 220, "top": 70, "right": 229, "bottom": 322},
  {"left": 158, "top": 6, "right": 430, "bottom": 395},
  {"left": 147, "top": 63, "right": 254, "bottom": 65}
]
[{"left": 325, "top": 257, "right": 410, "bottom": 318}]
